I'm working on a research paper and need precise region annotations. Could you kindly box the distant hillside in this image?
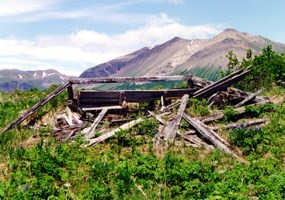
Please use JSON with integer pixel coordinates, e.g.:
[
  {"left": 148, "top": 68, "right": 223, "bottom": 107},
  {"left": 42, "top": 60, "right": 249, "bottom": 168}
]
[
  {"left": 0, "top": 69, "right": 69, "bottom": 92},
  {"left": 80, "top": 29, "right": 285, "bottom": 81}
]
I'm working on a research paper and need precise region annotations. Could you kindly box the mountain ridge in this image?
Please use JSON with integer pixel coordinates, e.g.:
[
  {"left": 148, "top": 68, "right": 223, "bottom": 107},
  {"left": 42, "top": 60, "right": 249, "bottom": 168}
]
[
  {"left": 80, "top": 29, "right": 285, "bottom": 79},
  {"left": 0, "top": 69, "right": 69, "bottom": 92}
]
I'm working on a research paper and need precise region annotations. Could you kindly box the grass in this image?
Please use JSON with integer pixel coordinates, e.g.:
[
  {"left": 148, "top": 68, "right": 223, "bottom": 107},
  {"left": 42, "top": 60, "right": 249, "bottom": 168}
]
[{"left": 0, "top": 85, "right": 284, "bottom": 199}]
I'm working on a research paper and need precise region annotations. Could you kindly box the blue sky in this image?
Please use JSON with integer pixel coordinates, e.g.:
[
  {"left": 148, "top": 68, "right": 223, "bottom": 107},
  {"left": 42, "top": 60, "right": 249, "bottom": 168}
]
[{"left": 0, "top": 0, "right": 284, "bottom": 76}]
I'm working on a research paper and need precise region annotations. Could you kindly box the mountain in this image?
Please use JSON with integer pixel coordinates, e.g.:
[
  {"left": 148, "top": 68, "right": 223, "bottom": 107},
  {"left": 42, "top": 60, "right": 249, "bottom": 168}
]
[
  {"left": 80, "top": 29, "right": 285, "bottom": 80},
  {"left": 0, "top": 69, "right": 69, "bottom": 92}
]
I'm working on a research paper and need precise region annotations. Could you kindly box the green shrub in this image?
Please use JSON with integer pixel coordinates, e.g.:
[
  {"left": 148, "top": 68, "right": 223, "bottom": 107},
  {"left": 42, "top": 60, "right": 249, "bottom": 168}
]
[{"left": 229, "top": 124, "right": 269, "bottom": 155}]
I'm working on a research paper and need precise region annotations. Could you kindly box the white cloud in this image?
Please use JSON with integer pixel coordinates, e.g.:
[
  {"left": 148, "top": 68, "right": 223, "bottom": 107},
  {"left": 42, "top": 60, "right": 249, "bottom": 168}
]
[
  {"left": 0, "top": 13, "right": 223, "bottom": 76},
  {"left": 0, "top": 0, "right": 56, "bottom": 17}
]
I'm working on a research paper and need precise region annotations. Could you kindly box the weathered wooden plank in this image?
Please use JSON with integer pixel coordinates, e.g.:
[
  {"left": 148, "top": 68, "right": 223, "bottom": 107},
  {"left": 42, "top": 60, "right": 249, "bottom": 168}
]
[
  {"left": 198, "top": 100, "right": 271, "bottom": 123},
  {"left": 182, "top": 112, "right": 249, "bottom": 164},
  {"left": 234, "top": 89, "right": 263, "bottom": 108},
  {"left": 1, "top": 82, "right": 70, "bottom": 134},
  {"left": 177, "top": 132, "right": 214, "bottom": 150},
  {"left": 82, "top": 106, "right": 122, "bottom": 111},
  {"left": 69, "top": 75, "right": 193, "bottom": 84},
  {"left": 229, "top": 87, "right": 269, "bottom": 103},
  {"left": 209, "top": 118, "right": 269, "bottom": 131},
  {"left": 163, "top": 94, "right": 189, "bottom": 143},
  {"left": 194, "top": 69, "right": 250, "bottom": 99},
  {"left": 84, "top": 108, "right": 108, "bottom": 139},
  {"left": 196, "top": 119, "right": 231, "bottom": 147},
  {"left": 79, "top": 89, "right": 196, "bottom": 108},
  {"left": 147, "top": 110, "right": 196, "bottom": 135},
  {"left": 86, "top": 118, "right": 144, "bottom": 146},
  {"left": 194, "top": 68, "right": 246, "bottom": 98}
]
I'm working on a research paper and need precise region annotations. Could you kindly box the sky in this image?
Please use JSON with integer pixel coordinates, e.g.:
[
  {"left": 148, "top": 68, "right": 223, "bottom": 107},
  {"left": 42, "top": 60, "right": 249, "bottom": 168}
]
[{"left": 0, "top": 0, "right": 285, "bottom": 76}]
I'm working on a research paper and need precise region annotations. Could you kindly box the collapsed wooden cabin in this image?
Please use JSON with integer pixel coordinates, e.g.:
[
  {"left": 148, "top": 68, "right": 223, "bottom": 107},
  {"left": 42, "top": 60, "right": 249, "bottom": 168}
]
[{"left": 1, "top": 67, "right": 271, "bottom": 164}]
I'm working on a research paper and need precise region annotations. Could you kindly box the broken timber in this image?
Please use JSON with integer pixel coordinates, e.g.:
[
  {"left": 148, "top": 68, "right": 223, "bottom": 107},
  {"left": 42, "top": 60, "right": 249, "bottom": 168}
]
[
  {"left": 84, "top": 108, "right": 108, "bottom": 139},
  {"left": 147, "top": 110, "right": 212, "bottom": 149},
  {"left": 234, "top": 89, "right": 263, "bottom": 108},
  {"left": 182, "top": 112, "right": 249, "bottom": 164},
  {"left": 209, "top": 118, "right": 270, "bottom": 131},
  {"left": 1, "top": 82, "right": 71, "bottom": 134},
  {"left": 194, "top": 68, "right": 250, "bottom": 99},
  {"left": 87, "top": 118, "right": 144, "bottom": 146},
  {"left": 163, "top": 94, "right": 189, "bottom": 143}
]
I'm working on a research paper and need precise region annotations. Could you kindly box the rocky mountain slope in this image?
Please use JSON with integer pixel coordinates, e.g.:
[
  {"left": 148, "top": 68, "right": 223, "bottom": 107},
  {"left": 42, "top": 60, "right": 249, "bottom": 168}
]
[
  {"left": 0, "top": 69, "right": 69, "bottom": 92},
  {"left": 80, "top": 29, "right": 285, "bottom": 80}
]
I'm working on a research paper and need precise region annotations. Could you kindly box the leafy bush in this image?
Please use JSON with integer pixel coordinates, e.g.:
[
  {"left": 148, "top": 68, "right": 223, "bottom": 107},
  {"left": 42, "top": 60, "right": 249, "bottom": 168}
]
[
  {"left": 223, "top": 106, "right": 238, "bottom": 122},
  {"left": 223, "top": 46, "right": 285, "bottom": 91},
  {"left": 188, "top": 98, "right": 210, "bottom": 117},
  {"left": 229, "top": 124, "right": 269, "bottom": 155}
]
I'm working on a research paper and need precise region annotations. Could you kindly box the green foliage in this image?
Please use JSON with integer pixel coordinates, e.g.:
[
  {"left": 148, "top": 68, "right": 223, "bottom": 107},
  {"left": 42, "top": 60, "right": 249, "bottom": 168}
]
[
  {"left": 0, "top": 86, "right": 285, "bottom": 199},
  {"left": 223, "top": 46, "right": 285, "bottom": 91},
  {"left": 229, "top": 125, "right": 269, "bottom": 155},
  {"left": 188, "top": 98, "right": 210, "bottom": 117},
  {"left": 245, "top": 103, "right": 276, "bottom": 118},
  {"left": 136, "top": 118, "right": 158, "bottom": 137},
  {"left": 223, "top": 106, "right": 237, "bottom": 122}
]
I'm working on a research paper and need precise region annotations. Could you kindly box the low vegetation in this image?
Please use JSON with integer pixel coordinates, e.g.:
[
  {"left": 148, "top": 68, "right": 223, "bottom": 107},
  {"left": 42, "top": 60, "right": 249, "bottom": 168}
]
[{"left": 0, "top": 47, "right": 284, "bottom": 199}]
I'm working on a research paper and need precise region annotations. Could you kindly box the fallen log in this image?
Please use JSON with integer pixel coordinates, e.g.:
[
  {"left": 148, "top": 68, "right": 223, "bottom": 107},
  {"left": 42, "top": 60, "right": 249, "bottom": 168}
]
[{"left": 86, "top": 118, "right": 144, "bottom": 146}]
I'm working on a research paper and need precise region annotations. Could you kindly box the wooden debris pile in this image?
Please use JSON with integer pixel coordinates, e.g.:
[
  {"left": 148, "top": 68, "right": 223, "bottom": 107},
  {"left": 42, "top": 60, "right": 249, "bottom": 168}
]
[{"left": 1, "top": 67, "right": 273, "bottom": 163}]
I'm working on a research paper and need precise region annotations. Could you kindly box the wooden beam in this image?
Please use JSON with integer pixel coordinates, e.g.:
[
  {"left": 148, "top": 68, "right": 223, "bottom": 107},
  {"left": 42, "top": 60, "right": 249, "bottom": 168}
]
[
  {"left": 84, "top": 108, "right": 108, "bottom": 139},
  {"left": 147, "top": 110, "right": 196, "bottom": 135},
  {"left": 1, "top": 82, "right": 70, "bottom": 134},
  {"left": 234, "top": 89, "right": 263, "bottom": 108},
  {"left": 209, "top": 118, "right": 270, "bottom": 131},
  {"left": 198, "top": 100, "right": 271, "bottom": 123},
  {"left": 82, "top": 106, "right": 122, "bottom": 111},
  {"left": 177, "top": 132, "right": 214, "bottom": 150},
  {"left": 194, "top": 68, "right": 250, "bottom": 99},
  {"left": 163, "top": 94, "right": 189, "bottom": 143},
  {"left": 69, "top": 75, "right": 193, "bottom": 84},
  {"left": 182, "top": 112, "right": 249, "bottom": 164},
  {"left": 86, "top": 118, "right": 144, "bottom": 146}
]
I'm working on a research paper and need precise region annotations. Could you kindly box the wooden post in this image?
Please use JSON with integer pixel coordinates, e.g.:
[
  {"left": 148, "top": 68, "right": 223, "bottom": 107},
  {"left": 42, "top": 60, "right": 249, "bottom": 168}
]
[
  {"left": 187, "top": 79, "right": 194, "bottom": 88},
  {"left": 67, "top": 84, "right": 74, "bottom": 100}
]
